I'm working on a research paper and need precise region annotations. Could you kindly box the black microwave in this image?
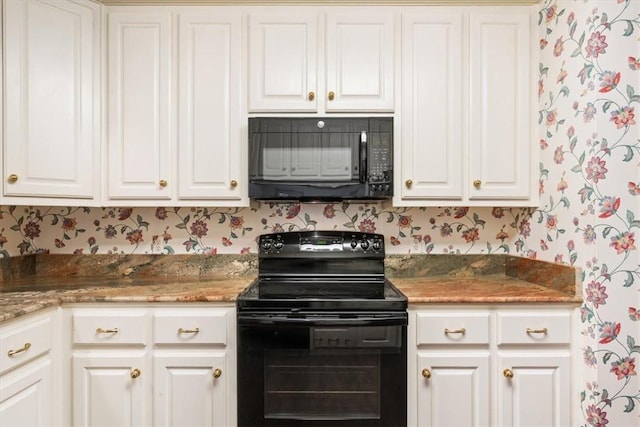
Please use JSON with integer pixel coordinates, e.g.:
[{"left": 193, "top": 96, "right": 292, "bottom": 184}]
[{"left": 248, "top": 117, "right": 393, "bottom": 201}]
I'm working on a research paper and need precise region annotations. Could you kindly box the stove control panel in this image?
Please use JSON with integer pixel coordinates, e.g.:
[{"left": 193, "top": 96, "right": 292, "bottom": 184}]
[{"left": 258, "top": 231, "right": 385, "bottom": 256}]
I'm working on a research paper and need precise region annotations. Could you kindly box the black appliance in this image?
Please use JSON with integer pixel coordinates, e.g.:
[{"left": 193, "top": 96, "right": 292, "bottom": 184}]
[
  {"left": 248, "top": 117, "right": 393, "bottom": 201},
  {"left": 237, "top": 231, "right": 407, "bottom": 427}
]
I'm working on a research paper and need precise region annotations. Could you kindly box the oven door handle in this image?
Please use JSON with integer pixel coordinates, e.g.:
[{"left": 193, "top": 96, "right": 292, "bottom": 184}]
[{"left": 237, "top": 313, "right": 407, "bottom": 327}]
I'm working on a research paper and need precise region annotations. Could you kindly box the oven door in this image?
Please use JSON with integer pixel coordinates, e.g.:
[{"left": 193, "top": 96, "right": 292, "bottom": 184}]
[{"left": 237, "top": 312, "right": 407, "bottom": 427}]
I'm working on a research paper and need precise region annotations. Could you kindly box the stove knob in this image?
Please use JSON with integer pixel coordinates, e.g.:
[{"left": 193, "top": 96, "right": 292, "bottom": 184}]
[
  {"left": 372, "top": 239, "right": 382, "bottom": 251},
  {"left": 360, "top": 240, "right": 370, "bottom": 250},
  {"left": 350, "top": 239, "right": 358, "bottom": 249},
  {"left": 274, "top": 240, "right": 284, "bottom": 251},
  {"left": 260, "top": 239, "right": 272, "bottom": 252}
]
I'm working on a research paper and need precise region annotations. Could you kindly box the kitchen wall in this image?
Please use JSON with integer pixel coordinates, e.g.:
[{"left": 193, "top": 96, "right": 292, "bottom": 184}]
[{"left": 1, "top": 0, "right": 638, "bottom": 424}]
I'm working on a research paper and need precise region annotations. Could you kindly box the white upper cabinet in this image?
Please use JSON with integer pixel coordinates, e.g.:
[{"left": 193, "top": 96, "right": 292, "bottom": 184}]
[
  {"left": 397, "top": 6, "right": 536, "bottom": 207},
  {"left": 3, "top": 0, "right": 101, "bottom": 205},
  {"left": 248, "top": 8, "right": 396, "bottom": 113},
  {"left": 106, "top": 11, "right": 173, "bottom": 202},
  {"left": 468, "top": 10, "right": 532, "bottom": 201},
  {"left": 105, "top": 8, "right": 246, "bottom": 206}
]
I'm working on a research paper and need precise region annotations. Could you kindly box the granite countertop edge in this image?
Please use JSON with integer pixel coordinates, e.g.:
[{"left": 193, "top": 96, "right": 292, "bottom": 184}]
[{"left": 0, "top": 254, "right": 583, "bottom": 324}]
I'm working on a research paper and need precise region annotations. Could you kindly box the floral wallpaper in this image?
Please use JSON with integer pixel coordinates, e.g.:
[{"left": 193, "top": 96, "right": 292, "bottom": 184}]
[{"left": 1, "top": 0, "right": 639, "bottom": 425}]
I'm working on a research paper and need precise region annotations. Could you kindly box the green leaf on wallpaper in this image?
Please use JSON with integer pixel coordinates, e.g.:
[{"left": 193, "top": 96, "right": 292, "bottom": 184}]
[
  {"left": 571, "top": 164, "right": 582, "bottom": 173},
  {"left": 623, "top": 146, "right": 634, "bottom": 162},
  {"left": 231, "top": 231, "right": 238, "bottom": 239},
  {"left": 539, "top": 63, "right": 548, "bottom": 76},
  {"left": 137, "top": 215, "right": 149, "bottom": 230},
  {"left": 399, "top": 231, "right": 406, "bottom": 238},
  {"left": 0, "top": 250, "right": 9, "bottom": 258},
  {"left": 386, "top": 213, "right": 394, "bottom": 223},
  {"left": 623, "top": 271, "right": 634, "bottom": 287},
  {"left": 560, "top": 197, "right": 570, "bottom": 208},
  {"left": 570, "top": 252, "right": 577, "bottom": 265},
  {"left": 602, "top": 101, "right": 612, "bottom": 113},
  {"left": 602, "top": 226, "right": 613, "bottom": 238},
  {"left": 546, "top": 27, "right": 552, "bottom": 35},
  {"left": 9, "top": 224, "right": 20, "bottom": 232},
  {"left": 627, "top": 209, "right": 636, "bottom": 224},
  {"left": 602, "top": 352, "right": 613, "bottom": 364},
  {"left": 578, "top": 31, "right": 585, "bottom": 46},
  {"left": 623, "top": 21, "right": 634, "bottom": 37},
  {"left": 218, "top": 214, "right": 226, "bottom": 224},
  {"left": 624, "top": 397, "right": 635, "bottom": 413},
  {"left": 569, "top": 22, "right": 577, "bottom": 38},
  {"left": 628, "top": 335, "right": 636, "bottom": 350},
  {"left": 627, "top": 84, "right": 640, "bottom": 103},
  {"left": 538, "top": 111, "right": 543, "bottom": 125},
  {"left": 571, "top": 46, "right": 582, "bottom": 58},
  {"left": 90, "top": 246, "right": 99, "bottom": 254},
  {"left": 559, "top": 86, "right": 570, "bottom": 97},
  {"left": 175, "top": 222, "right": 187, "bottom": 230}
]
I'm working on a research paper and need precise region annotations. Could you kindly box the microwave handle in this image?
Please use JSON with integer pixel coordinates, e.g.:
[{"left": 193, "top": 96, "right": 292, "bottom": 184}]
[{"left": 359, "top": 131, "right": 367, "bottom": 183}]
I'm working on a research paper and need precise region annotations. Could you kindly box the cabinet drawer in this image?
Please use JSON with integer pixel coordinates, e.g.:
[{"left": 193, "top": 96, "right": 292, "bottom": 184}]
[
  {"left": 496, "top": 312, "right": 571, "bottom": 345},
  {"left": 0, "top": 311, "right": 54, "bottom": 374},
  {"left": 415, "top": 312, "right": 490, "bottom": 345},
  {"left": 72, "top": 310, "right": 147, "bottom": 345},
  {"left": 153, "top": 309, "right": 228, "bottom": 345}
]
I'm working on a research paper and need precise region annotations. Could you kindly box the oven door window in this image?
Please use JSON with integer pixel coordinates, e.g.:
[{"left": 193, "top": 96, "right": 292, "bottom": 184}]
[{"left": 264, "top": 349, "right": 380, "bottom": 420}]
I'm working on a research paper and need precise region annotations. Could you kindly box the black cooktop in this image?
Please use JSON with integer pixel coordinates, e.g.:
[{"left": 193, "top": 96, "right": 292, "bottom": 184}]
[{"left": 236, "top": 231, "right": 407, "bottom": 312}]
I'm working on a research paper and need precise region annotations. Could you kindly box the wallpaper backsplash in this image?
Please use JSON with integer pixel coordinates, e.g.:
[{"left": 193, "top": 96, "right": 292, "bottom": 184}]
[{"left": 1, "top": 0, "right": 639, "bottom": 425}]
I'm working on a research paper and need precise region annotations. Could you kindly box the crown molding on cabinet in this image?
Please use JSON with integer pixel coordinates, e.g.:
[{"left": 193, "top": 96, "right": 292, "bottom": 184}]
[{"left": 98, "top": 0, "right": 540, "bottom": 5}]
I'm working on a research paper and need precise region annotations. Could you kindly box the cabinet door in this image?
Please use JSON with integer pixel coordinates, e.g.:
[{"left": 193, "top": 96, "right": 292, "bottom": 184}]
[
  {"left": 3, "top": 0, "right": 99, "bottom": 202},
  {"left": 177, "top": 12, "right": 244, "bottom": 203},
  {"left": 248, "top": 11, "right": 318, "bottom": 112},
  {"left": 0, "top": 358, "right": 52, "bottom": 427},
  {"left": 107, "top": 12, "right": 173, "bottom": 201},
  {"left": 399, "top": 12, "right": 463, "bottom": 202},
  {"left": 325, "top": 11, "right": 395, "bottom": 112},
  {"left": 416, "top": 353, "right": 490, "bottom": 427},
  {"left": 497, "top": 353, "right": 571, "bottom": 427},
  {"left": 468, "top": 10, "right": 532, "bottom": 200},
  {"left": 72, "top": 355, "right": 148, "bottom": 427},
  {"left": 153, "top": 354, "right": 227, "bottom": 427}
]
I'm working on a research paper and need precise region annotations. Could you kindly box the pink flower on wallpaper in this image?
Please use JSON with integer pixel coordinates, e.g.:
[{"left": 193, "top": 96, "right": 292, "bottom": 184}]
[
  {"left": 598, "top": 196, "right": 620, "bottom": 218},
  {"left": 286, "top": 204, "right": 300, "bottom": 219},
  {"left": 544, "top": 4, "right": 558, "bottom": 23},
  {"left": 454, "top": 207, "right": 469, "bottom": 219},
  {"left": 397, "top": 215, "right": 412, "bottom": 228},
  {"left": 583, "top": 225, "right": 597, "bottom": 245},
  {"left": 462, "top": 228, "right": 479, "bottom": 243},
  {"left": 556, "top": 68, "right": 568, "bottom": 83},
  {"left": 598, "top": 71, "right": 620, "bottom": 93},
  {"left": 222, "top": 237, "right": 232, "bottom": 247},
  {"left": 585, "top": 31, "right": 608, "bottom": 58},
  {"left": 586, "top": 156, "right": 608, "bottom": 183},
  {"left": 586, "top": 280, "right": 608, "bottom": 308},
  {"left": 599, "top": 321, "right": 621, "bottom": 344},
  {"left": 389, "top": 236, "right": 401, "bottom": 246},
  {"left": 538, "top": 79, "right": 544, "bottom": 97},
  {"left": 155, "top": 207, "right": 168, "bottom": 220},
  {"left": 546, "top": 214, "right": 558, "bottom": 231},
  {"left": 610, "top": 106, "right": 636, "bottom": 129},
  {"left": 583, "top": 103, "right": 597, "bottom": 123},
  {"left": 610, "top": 357, "right": 637, "bottom": 380},
  {"left": 126, "top": 229, "right": 143, "bottom": 245},
  {"left": 545, "top": 109, "right": 558, "bottom": 127},
  {"left": 629, "top": 307, "right": 640, "bottom": 321},
  {"left": 358, "top": 218, "right": 376, "bottom": 233},
  {"left": 103, "top": 225, "right": 117, "bottom": 239},
  {"left": 118, "top": 208, "right": 133, "bottom": 221},
  {"left": 323, "top": 204, "right": 336, "bottom": 219},
  {"left": 567, "top": 11, "right": 575, "bottom": 25},
  {"left": 553, "top": 36, "right": 564, "bottom": 57},
  {"left": 557, "top": 176, "right": 568, "bottom": 192},
  {"left": 55, "top": 239, "right": 65, "bottom": 248},
  {"left": 190, "top": 220, "right": 208, "bottom": 238},
  {"left": 586, "top": 404, "right": 609, "bottom": 427},
  {"left": 539, "top": 38, "right": 548, "bottom": 50},
  {"left": 62, "top": 217, "right": 77, "bottom": 232},
  {"left": 554, "top": 146, "right": 565, "bottom": 164},
  {"left": 491, "top": 207, "right": 505, "bottom": 218},
  {"left": 629, "top": 182, "right": 640, "bottom": 195},
  {"left": 23, "top": 221, "right": 41, "bottom": 239},
  {"left": 229, "top": 216, "right": 244, "bottom": 230},
  {"left": 610, "top": 231, "right": 636, "bottom": 254},
  {"left": 583, "top": 346, "right": 597, "bottom": 367},
  {"left": 629, "top": 56, "right": 640, "bottom": 70},
  {"left": 518, "top": 219, "right": 531, "bottom": 238},
  {"left": 440, "top": 223, "right": 453, "bottom": 237}
]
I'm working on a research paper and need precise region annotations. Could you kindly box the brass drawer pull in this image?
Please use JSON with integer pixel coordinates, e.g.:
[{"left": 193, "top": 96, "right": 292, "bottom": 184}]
[
  {"left": 7, "top": 174, "right": 18, "bottom": 183},
  {"left": 503, "top": 368, "right": 514, "bottom": 379},
  {"left": 422, "top": 368, "right": 431, "bottom": 379},
  {"left": 444, "top": 328, "right": 466, "bottom": 335},
  {"left": 96, "top": 328, "right": 119, "bottom": 334},
  {"left": 526, "top": 327, "right": 548, "bottom": 334},
  {"left": 178, "top": 327, "right": 200, "bottom": 334},
  {"left": 473, "top": 179, "right": 481, "bottom": 189},
  {"left": 308, "top": 91, "right": 315, "bottom": 101},
  {"left": 8, "top": 342, "right": 31, "bottom": 357},
  {"left": 131, "top": 368, "right": 141, "bottom": 379},
  {"left": 328, "top": 91, "right": 335, "bottom": 101},
  {"left": 213, "top": 368, "right": 222, "bottom": 378}
]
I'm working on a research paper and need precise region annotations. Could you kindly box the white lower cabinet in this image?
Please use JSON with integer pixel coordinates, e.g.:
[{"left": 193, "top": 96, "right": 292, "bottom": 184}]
[
  {"left": 409, "top": 305, "right": 575, "bottom": 427},
  {"left": 66, "top": 305, "right": 235, "bottom": 427},
  {"left": 0, "top": 309, "right": 59, "bottom": 427}
]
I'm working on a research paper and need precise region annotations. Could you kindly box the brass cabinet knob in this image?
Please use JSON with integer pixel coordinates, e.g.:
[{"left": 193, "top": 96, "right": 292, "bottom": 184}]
[
  {"left": 328, "top": 91, "right": 335, "bottom": 101},
  {"left": 473, "top": 179, "right": 481, "bottom": 189},
  {"left": 213, "top": 368, "right": 222, "bottom": 378},
  {"left": 159, "top": 180, "right": 168, "bottom": 188},
  {"left": 308, "top": 91, "right": 315, "bottom": 101},
  {"left": 131, "top": 368, "right": 141, "bottom": 379},
  {"left": 230, "top": 180, "right": 238, "bottom": 188},
  {"left": 8, "top": 342, "right": 31, "bottom": 357},
  {"left": 503, "top": 368, "right": 514, "bottom": 379},
  {"left": 405, "top": 179, "right": 413, "bottom": 188},
  {"left": 421, "top": 368, "right": 431, "bottom": 379},
  {"left": 7, "top": 174, "right": 18, "bottom": 183}
]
